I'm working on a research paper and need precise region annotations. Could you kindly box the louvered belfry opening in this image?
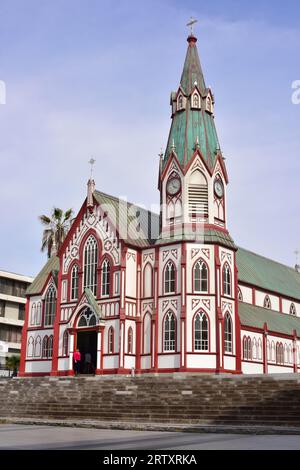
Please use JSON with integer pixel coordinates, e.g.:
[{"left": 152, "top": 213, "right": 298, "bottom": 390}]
[{"left": 188, "top": 169, "right": 209, "bottom": 220}]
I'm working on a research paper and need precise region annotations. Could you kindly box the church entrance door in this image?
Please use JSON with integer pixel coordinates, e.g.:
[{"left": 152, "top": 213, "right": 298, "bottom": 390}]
[{"left": 76, "top": 330, "right": 97, "bottom": 374}]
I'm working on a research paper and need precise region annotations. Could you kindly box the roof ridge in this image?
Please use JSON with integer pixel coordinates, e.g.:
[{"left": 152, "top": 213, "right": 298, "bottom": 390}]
[
  {"left": 94, "top": 189, "right": 159, "bottom": 219},
  {"left": 237, "top": 245, "right": 299, "bottom": 275}
]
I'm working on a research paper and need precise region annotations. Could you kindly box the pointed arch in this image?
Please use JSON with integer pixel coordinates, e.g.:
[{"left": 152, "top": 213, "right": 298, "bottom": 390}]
[
  {"left": 108, "top": 326, "right": 114, "bottom": 354},
  {"left": 290, "top": 303, "right": 297, "bottom": 316},
  {"left": 62, "top": 330, "right": 69, "bottom": 356},
  {"left": 223, "top": 263, "right": 232, "bottom": 297},
  {"left": 101, "top": 258, "right": 111, "bottom": 297},
  {"left": 258, "top": 338, "right": 262, "bottom": 360},
  {"left": 143, "top": 263, "right": 153, "bottom": 298},
  {"left": 30, "top": 303, "right": 36, "bottom": 326},
  {"left": 163, "top": 311, "right": 176, "bottom": 352},
  {"left": 34, "top": 336, "right": 41, "bottom": 357},
  {"left": 243, "top": 336, "right": 252, "bottom": 361},
  {"left": 276, "top": 342, "right": 284, "bottom": 365},
  {"left": 83, "top": 235, "right": 98, "bottom": 296},
  {"left": 193, "top": 258, "right": 209, "bottom": 293},
  {"left": 27, "top": 337, "right": 34, "bottom": 358},
  {"left": 164, "top": 261, "right": 176, "bottom": 294},
  {"left": 127, "top": 327, "right": 133, "bottom": 354},
  {"left": 36, "top": 302, "right": 42, "bottom": 325},
  {"left": 252, "top": 338, "right": 257, "bottom": 359},
  {"left": 193, "top": 311, "right": 209, "bottom": 351},
  {"left": 142, "top": 312, "right": 151, "bottom": 355},
  {"left": 42, "top": 336, "right": 49, "bottom": 358},
  {"left": 44, "top": 284, "right": 57, "bottom": 326},
  {"left": 224, "top": 313, "right": 233, "bottom": 354},
  {"left": 263, "top": 295, "right": 271, "bottom": 309},
  {"left": 71, "top": 264, "right": 79, "bottom": 300}
]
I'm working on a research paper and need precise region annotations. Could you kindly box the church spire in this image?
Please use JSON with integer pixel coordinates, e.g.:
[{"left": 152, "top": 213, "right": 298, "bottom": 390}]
[{"left": 163, "top": 32, "right": 221, "bottom": 172}]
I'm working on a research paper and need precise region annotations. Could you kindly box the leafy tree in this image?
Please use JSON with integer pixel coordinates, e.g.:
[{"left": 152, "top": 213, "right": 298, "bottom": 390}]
[{"left": 39, "top": 208, "right": 73, "bottom": 258}]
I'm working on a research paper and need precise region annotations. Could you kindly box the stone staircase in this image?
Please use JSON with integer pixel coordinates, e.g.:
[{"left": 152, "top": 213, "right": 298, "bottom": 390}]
[{"left": 1, "top": 374, "right": 300, "bottom": 427}]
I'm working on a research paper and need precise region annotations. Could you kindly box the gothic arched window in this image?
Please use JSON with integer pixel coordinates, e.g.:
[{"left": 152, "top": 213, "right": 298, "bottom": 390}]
[
  {"left": 223, "top": 264, "right": 231, "bottom": 297},
  {"left": 71, "top": 265, "right": 79, "bottom": 300},
  {"left": 108, "top": 327, "right": 114, "bottom": 354},
  {"left": 36, "top": 302, "right": 42, "bottom": 325},
  {"left": 194, "top": 312, "right": 209, "bottom": 351},
  {"left": 263, "top": 295, "right": 271, "bottom": 310},
  {"left": 44, "top": 285, "right": 57, "bottom": 326},
  {"left": 178, "top": 95, "right": 183, "bottom": 110},
  {"left": 101, "top": 259, "right": 111, "bottom": 297},
  {"left": 83, "top": 235, "right": 98, "bottom": 296},
  {"left": 193, "top": 94, "right": 200, "bottom": 108},
  {"left": 128, "top": 327, "right": 133, "bottom": 354},
  {"left": 62, "top": 331, "right": 69, "bottom": 356},
  {"left": 30, "top": 303, "right": 36, "bottom": 326},
  {"left": 164, "top": 311, "right": 176, "bottom": 352},
  {"left": 290, "top": 303, "right": 296, "bottom": 316},
  {"left": 276, "top": 342, "right": 284, "bottom": 365},
  {"left": 206, "top": 96, "right": 212, "bottom": 113},
  {"left": 224, "top": 313, "right": 233, "bottom": 353},
  {"left": 34, "top": 336, "right": 41, "bottom": 357},
  {"left": 243, "top": 336, "right": 252, "bottom": 360},
  {"left": 194, "top": 260, "right": 208, "bottom": 293},
  {"left": 42, "top": 336, "right": 48, "bottom": 358},
  {"left": 48, "top": 335, "right": 53, "bottom": 358},
  {"left": 27, "top": 337, "right": 34, "bottom": 358},
  {"left": 143, "top": 263, "right": 153, "bottom": 298},
  {"left": 164, "top": 261, "right": 176, "bottom": 294}
]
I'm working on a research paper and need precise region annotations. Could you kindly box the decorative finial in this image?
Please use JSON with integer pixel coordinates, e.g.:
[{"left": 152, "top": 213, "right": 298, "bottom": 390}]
[
  {"left": 187, "top": 17, "right": 198, "bottom": 36},
  {"left": 195, "top": 135, "right": 200, "bottom": 149},
  {"left": 158, "top": 148, "right": 164, "bottom": 159},
  {"left": 88, "top": 157, "right": 96, "bottom": 179},
  {"left": 171, "top": 139, "right": 176, "bottom": 151}
]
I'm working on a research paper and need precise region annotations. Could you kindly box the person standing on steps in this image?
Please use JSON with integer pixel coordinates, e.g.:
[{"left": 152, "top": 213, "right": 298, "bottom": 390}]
[{"left": 73, "top": 348, "right": 81, "bottom": 376}]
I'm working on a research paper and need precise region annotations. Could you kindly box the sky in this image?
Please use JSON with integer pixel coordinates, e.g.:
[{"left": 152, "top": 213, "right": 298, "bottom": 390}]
[{"left": 0, "top": 0, "right": 300, "bottom": 277}]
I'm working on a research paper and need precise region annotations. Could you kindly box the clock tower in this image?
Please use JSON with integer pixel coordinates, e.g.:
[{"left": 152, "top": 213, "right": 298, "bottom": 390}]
[
  {"left": 158, "top": 32, "right": 229, "bottom": 240},
  {"left": 157, "top": 30, "right": 241, "bottom": 374}
]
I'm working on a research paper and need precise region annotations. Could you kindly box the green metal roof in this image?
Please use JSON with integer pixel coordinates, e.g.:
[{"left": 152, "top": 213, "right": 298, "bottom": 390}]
[
  {"left": 163, "top": 36, "right": 220, "bottom": 171},
  {"left": 237, "top": 247, "right": 300, "bottom": 301},
  {"left": 239, "top": 302, "right": 300, "bottom": 336},
  {"left": 26, "top": 256, "right": 59, "bottom": 296},
  {"left": 156, "top": 227, "right": 236, "bottom": 249},
  {"left": 94, "top": 190, "right": 160, "bottom": 248}
]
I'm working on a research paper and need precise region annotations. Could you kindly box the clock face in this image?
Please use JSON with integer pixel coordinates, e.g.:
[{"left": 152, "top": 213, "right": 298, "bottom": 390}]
[
  {"left": 166, "top": 177, "right": 181, "bottom": 196},
  {"left": 214, "top": 179, "right": 224, "bottom": 198}
]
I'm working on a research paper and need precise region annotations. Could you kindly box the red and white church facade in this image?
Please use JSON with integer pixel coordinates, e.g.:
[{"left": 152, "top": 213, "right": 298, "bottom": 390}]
[{"left": 19, "top": 33, "right": 300, "bottom": 377}]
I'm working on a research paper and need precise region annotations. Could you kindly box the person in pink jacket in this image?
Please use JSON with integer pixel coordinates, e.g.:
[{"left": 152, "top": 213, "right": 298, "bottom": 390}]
[{"left": 73, "top": 349, "right": 81, "bottom": 376}]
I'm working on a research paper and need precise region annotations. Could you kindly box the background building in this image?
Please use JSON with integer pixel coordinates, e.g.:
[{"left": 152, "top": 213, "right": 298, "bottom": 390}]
[{"left": 0, "top": 270, "right": 33, "bottom": 367}]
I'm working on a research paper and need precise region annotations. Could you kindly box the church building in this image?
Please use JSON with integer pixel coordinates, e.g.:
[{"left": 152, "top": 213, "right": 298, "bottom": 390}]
[{"left": 19, "top": 31, "right": 300, "bottom": 377}]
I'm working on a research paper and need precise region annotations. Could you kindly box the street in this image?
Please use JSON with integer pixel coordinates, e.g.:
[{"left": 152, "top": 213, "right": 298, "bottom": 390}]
[{"left": 0, "top": 424, "right": 300, "bottom": 450}]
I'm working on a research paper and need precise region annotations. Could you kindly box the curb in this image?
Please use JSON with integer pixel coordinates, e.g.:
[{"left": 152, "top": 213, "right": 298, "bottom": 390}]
[{"left": 2, "top": 417, "right": 300, "bottom": 435}]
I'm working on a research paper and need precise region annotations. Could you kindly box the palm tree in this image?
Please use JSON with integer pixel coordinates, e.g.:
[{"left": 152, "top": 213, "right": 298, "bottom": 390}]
[
  {"left": 5, "top": 355, "right": 20, "bottom": 377},
  {"left": 39, "top": 207, "right": 74, "bottom": 258}
]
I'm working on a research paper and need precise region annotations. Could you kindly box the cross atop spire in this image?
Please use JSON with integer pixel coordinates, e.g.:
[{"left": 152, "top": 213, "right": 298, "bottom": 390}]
[
  {"left": 89, "top": 157, "right": 96, "bottom": 178},
  {"left": 186, "top": 17, "right": 198, "bottom": 36}
]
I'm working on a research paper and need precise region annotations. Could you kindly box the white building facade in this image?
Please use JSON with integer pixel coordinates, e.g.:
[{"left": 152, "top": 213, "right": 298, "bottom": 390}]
[{"left": 20, "top": 33, "right": 300, "bottom": 377}]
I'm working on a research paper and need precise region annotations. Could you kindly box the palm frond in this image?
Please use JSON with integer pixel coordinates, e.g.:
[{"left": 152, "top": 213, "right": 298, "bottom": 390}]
[{"left": 39, "top": 215, "right": 51, "bottom": 225}]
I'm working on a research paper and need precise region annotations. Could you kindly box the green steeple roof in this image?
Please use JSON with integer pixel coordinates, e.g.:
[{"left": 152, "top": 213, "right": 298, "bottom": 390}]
[{"left": 163, "top": 35, "right": 221, "bottom": 171}]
